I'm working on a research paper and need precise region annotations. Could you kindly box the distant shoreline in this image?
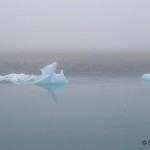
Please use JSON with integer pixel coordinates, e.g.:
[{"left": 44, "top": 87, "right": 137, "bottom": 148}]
[{"left": 0, "top": 51, "right": 150, "bottom": 61}]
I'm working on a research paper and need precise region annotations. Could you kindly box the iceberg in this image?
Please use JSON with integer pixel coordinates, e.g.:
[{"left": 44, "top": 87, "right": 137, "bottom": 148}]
[
  {"left": 141, "top": 74, "right": 150, "bottom": 81},
  {"left": 0, "top": 62, "right": 68, "bottom": 85}
]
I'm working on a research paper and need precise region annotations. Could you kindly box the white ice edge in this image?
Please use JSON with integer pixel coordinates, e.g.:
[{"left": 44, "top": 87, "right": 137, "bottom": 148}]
[{"left": 0, "top": 62, "right": 68, "bottom": 85}]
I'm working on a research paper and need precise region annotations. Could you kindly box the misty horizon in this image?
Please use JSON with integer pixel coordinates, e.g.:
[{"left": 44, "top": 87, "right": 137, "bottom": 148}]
[{"left": 0, "top": 0, "right": 150, "bottom": 52}]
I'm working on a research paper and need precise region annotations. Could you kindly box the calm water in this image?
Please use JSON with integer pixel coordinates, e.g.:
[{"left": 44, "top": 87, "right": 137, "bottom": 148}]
[
  {"left": 0, "top": 76, "right": 150, "bottom": 150},
  {"left": 0, "top": 53, "right": 150, "bottom": 150}
]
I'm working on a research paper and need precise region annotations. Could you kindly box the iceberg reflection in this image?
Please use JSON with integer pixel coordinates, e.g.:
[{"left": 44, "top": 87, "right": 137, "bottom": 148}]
[
  {"left": 0, "top": 82, "right": 67, "bottom": 102},
  {"left": 35, "top": 84, "right": 66, "bottom": 102}
]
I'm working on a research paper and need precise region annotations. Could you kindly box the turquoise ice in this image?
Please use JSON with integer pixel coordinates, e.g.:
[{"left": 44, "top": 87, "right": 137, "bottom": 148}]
[
  {"left": 0, "top": 62, "right": 68, "bottom": 84},
  {"left": 141, "top": 74, "right": 150, "bottom": 81}
]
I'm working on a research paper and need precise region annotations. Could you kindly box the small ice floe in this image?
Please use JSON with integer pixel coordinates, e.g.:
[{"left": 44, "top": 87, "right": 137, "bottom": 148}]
[
  {"left": 0, "top": 62, "right": 68, "bottom": 85},
  {"left": 141, "top": 74, "right": 150, "bottom": 81}
]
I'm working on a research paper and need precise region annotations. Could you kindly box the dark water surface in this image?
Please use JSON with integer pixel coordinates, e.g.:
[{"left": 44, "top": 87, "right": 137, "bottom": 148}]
[{"left": 0, "top": 52, "right": 150, "bottom": 77}]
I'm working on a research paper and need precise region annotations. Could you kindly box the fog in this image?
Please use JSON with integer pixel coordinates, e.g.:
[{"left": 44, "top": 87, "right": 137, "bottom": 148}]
[{"left": 0, "top": 0, "right": 150, "bottom": 52}]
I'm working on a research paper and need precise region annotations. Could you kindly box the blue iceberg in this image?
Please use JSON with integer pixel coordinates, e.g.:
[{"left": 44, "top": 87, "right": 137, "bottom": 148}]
[
  {"left": 141, "top": 74, "right": 150, "bottom": 81},
  {"left": 0, "top": 62, "right": 68, "bottom": 84}
]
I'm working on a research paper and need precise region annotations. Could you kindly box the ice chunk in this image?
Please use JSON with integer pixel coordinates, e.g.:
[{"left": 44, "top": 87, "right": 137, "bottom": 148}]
[
  {"left": 141, "top": 74, "right": 150, "bottom": 81},
  {"left": 0, "top": 62, "right": 68, "bottom": 85}
]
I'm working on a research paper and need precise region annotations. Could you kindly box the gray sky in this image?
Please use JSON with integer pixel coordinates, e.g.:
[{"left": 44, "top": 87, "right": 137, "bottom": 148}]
[{"left": 0, "top": 0, "right": 150, "bottom": 52}]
